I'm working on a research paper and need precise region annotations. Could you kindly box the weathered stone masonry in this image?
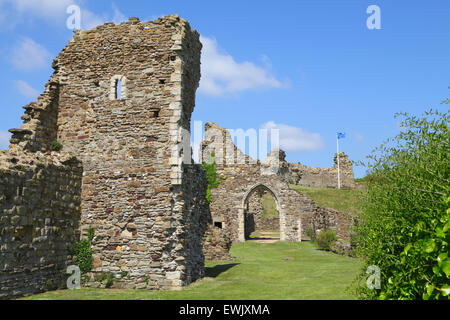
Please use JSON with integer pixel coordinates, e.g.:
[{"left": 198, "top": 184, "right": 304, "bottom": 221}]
[
  {"left": 0, "top": 150, "right": 82, "bottom": 299},
  {"left": 52, "top": 15, "right": 206, "bottom": 290},
  {"left": 1, "top": 15, "right": 209, "bottom": 298},
  {"left": 200, "top": 123, "right": 355, "bottom": 260},
  {"left": 285, "top": 153, "right": 358, "bottom": 189}
]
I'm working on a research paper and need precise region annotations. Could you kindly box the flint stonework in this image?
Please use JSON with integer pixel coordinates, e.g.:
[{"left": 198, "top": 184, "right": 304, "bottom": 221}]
[{"left": 1, "top": 15, "right": 208, "bottom": 299}]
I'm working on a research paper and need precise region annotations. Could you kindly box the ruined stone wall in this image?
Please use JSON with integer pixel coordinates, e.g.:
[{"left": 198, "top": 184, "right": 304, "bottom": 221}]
[
  {"left": 177, "top": 164, "right": 210, "bottom": 284},
  {"left": 201, "top": 124, "right": 316, "bottom": 244},
  {"left": 312, "top": 207, "right": 353, "bottom": 242},
  {"left": 209, "top": 170, "right": 316, "bottom": 243},
  {"left": 202, "top": 226, "right": 232, "bottom": 261},
  {"left": 9, "top": 83, "right": 60, "bottom": 153},
  {"left": 200, "top": 123, "right": 355, "bottom": 257},
  {"left": 58, "top": 16, "right": 203, "bottom": 289},
  {"left": 0, "top": 150, "right": 82, "bottom": 300},
  {"left": 286, "top": 153, "right": 357, "bottom": 189},
  {"left": 6, "top": 15, "right": 207, "bottom": 291},
  {"left": 254, "top": 217, "right": 280, "bottom": 232}
]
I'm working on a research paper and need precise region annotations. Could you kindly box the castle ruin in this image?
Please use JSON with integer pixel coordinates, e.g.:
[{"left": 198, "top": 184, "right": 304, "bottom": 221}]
[
  {"left": 0, "top": 15, "right": 359, "bottom": 299},
  {"left": 1, "top": 15, "right": 209, "bottom": 299},
  {"left": 200, "top": 123, "right": 355, "bottom": 261}
]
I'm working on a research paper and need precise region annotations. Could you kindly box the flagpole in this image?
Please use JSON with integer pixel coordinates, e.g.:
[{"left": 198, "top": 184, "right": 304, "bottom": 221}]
[{"left": 337, "top": 134, "right": 341, "bottom": 190}]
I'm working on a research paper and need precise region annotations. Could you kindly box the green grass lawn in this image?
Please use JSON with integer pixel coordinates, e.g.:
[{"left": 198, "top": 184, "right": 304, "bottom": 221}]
[
  {"left": 261, "top": 193, "right": 279, "bottom": 218},
  {"left": 289, "top": 185, "right": 364, "bottom": 216},
  {"left": 22, "top": 241, "right": 362, "bottom": 300}
]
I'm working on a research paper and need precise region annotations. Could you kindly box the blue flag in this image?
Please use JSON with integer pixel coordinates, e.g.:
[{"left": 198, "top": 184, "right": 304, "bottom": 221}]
[{"left": 337, "top": 132, "right": 346, "bottom": 140}]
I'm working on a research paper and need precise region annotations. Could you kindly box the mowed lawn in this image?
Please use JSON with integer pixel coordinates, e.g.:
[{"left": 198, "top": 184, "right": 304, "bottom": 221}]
[
  {"left": 23, "top": 241, "right": 362, "bottom": 300},
  {"left": 290, "top": 185, "right": 364, "bottom": 216}
]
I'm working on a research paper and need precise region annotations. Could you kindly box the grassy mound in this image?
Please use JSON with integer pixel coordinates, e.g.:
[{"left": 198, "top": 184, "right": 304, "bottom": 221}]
[
  {"left": 261, "top": 193, "right": 279, "bottom": 218},
  {"left": 289, "top": 185, "right": 364, "bottom": 216}
]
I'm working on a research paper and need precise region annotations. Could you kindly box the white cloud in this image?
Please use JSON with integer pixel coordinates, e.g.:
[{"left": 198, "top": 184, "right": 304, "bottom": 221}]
[
  {"left": 81, "top": 8, "right": 106, "bottom": 30},
  {"left": 112, "top": 3, "right": 127, "bottom": 25},
  {"left": 199, "top": 36, "right": 284, "bottom": 96},
  {"left": 81, "top": 4, "right": 127, "bottom": 29},
  {"left": 3, "top": 0, "right": 75, "bottom": 19},
  {"left": 15, "top": 80, "right": 40, "bottom": 99},
  {"left": 261, "top": 121, "right": 324, "bottom": 152},
  {"left": 0, "top": 130, "right": 11, "bottom": 150},
  {"left": 0, "top": 1, "right": 127, "bottom": 30},
  {"left": 11, "top": 37, "right": 52, "bottom": 71},
  {"left": 353, "top": 132, "right": 364, "bottom": 142}
]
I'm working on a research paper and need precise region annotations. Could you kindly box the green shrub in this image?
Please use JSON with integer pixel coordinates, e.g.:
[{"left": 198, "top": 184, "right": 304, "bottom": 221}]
[
  {"left": 305, "top": 228, "right": 316, "bottom": 242},
  {"left": 105, "top": 273, "right": 115, "bottom": 288},
  {"left": 201, "top": 153, "right": 224, "bottom": 204},
  {"left": 316, "top": 229, "right": 337, "bottom": 251},
  {"left": 74, "top": 227, "right": 95, "bottom": 274},
  {"left": 50, "top": 140, "right": 63, "bottom": 151},
  {"left": 94, "top": 273, "right": 108, "bottom": 282},
  {"left": 354, "top": 109, "right": 449, "bottom": 300}
]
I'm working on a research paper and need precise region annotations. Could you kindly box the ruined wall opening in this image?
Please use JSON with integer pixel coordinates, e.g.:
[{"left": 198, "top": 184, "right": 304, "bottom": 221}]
[
  {"left": 109, "top": 75, "right": 127, "bottom": 100},
  {"left": 242, "top": 184, "right": 281, "bottom": 241},
  {"left": 115, "top": 79, "right": 122, "bottom": 99}
]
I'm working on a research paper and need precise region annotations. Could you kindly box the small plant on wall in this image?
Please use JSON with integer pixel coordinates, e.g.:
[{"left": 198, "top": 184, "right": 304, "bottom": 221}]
[
  {"left": 50, "top": 140, "right": 63, "bottom": 151},
  {"left": 201, "top": 153, "right": 225, "bottom": 204},
  {"left": 74, "top": 227, "right": 95, "bottom": 274}
]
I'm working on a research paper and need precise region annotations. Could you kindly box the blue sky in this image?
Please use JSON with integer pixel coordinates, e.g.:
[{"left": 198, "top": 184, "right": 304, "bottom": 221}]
[{"left": 0, "top": 0, "right": 448, "bottom": 178}]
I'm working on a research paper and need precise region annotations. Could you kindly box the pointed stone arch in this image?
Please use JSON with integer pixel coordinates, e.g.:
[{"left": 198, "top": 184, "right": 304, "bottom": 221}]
[{"left": 238, "top": 183, "right": 286, "bottom": 242}]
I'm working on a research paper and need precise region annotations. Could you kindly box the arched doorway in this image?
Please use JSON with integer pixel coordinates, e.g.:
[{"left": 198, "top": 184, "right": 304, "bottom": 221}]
[{"left": 238, "top": 183, "right": 287, "bottom": 242}]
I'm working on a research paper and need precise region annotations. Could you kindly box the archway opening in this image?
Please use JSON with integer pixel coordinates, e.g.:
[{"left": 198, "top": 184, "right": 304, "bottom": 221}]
[{"left": 243, "top": 185, "right": 280, "bottom": 242}]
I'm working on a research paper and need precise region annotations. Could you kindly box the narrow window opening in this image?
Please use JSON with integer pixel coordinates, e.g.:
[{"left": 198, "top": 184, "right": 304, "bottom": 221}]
[
  {"left": 115, "top": 79, "right": 122, "bottom": 99},
  {"left": 153, "top": 110, "right": 159, "bottom": 118},
  {"left": 110, "top": 75, "right": 127, "bottom": 101},
  {"left": 214, "top": 222, "right": 223, "bottom": 229}
]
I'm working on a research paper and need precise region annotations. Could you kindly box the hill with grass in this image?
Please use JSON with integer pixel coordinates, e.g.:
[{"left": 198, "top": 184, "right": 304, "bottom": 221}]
[{"left": 289, "top": 185, "right": 364, "bottom": 216}]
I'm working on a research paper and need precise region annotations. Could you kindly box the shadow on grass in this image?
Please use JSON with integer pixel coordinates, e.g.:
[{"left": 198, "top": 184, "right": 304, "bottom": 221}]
[
  {"left": 247, "top": 236, "right": 280, "bottom": 241},
  {"left": 205, "top": 263, "right": 240, "bottom": 278}
]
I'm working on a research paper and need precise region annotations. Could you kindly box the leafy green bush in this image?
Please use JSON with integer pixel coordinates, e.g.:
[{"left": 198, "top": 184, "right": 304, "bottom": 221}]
[
  {"left": 354, "top": 109, "right": 449, "bottom": 300},
  {"left": 94, "top": 273, "right": 108, "bottom": 282},
  {"left": 105, "top": 273, "right": 115, "bottom": 288},
  {"left": 316, "top": 229, "right": 337, "bottom": 251},
  {"left": 50, "top": 140, "right": 63, "bottom": 151},
  {"left": 74, "top": 227, "right": 95, "bottom": 274},
  {"left": 201, "top": 153, "right": 223, "bottom": 204},
  {"left": 305, "top": 228, "right": 316, "bottom": 242}
]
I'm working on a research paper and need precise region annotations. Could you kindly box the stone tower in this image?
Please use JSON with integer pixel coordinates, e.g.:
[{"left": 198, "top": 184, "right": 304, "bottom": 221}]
[{"left": 6, "top": 15, "right": 209, "bottom": 291}]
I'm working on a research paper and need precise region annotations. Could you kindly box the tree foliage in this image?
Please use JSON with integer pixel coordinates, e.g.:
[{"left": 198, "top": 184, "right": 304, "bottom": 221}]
[
  {"left": 355, "top": 108, "right": 449, "bottom": 300},
  {"left": 74, "top": 227, "right": 95, "bottom": 274},
  {"left": 201, "top": 153, "right": 223, "bottom": 204}
]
